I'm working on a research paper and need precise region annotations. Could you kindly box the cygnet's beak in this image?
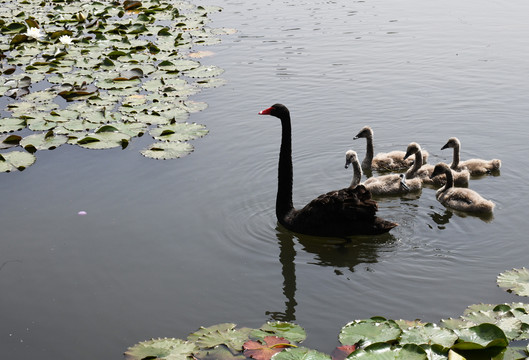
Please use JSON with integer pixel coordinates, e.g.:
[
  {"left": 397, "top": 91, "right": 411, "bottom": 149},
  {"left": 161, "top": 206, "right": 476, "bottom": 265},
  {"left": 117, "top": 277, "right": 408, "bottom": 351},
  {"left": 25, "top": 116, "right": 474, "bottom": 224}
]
[
  {"left": 440, "top": 142, "right": 450, "bottom": 150},
  {"left": 344, "top": 161, "right": 350, "bottom": 169}
]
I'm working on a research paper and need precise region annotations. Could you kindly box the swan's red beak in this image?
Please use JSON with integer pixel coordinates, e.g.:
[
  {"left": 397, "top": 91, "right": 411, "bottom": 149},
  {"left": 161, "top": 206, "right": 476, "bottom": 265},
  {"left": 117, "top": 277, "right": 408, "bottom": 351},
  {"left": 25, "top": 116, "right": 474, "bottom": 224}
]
[{"left": 258, "top": 107, "right": 273, "bottom": 115}]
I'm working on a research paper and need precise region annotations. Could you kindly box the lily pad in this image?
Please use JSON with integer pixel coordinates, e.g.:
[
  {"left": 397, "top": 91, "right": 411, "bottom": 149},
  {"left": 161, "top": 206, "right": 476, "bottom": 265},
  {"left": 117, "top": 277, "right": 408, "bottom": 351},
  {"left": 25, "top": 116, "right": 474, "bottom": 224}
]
[
  {"left": 0, "top": 134, "right": 22, "bottom": 149},
  {"left": 339, "top": 318, "right": 402, "bottom": 346},
  {"left": 184, "top": 64, "right": 224, "bottom": 78},
  {"left": 124, "top": 337, "right": 197, "bottom": 360},
  {"left": 453, "top": 323, "right": 508, "bottom": 350},
  {"left": 0, "top": 117, "right": 26, "bottom": 133},
  {"left": 498, "top": 268, "right": 529, "bottom": 297},
  {"left": 150, "top": 122, "right": 208, "bottom": 141},
  {"left": 77, "top": 131, "right": 130, "bottom": 149},
  {"left": 399, "top": 323, "right": 457, "bottom": 348},
  {"left": 251, "top": 322, "right": 306, "bottom": 344},
  {"left": 0, "top": 150, "right": 36, "bottom": 172},
  {"left": 347, "top": 342, "right": 427, "bottom": 360},
  {"left": 20, "top": 131, "right": 68, "bottom": 151},
  {"left": 140, "top": 141, "right": 194, "bottom": 159}
]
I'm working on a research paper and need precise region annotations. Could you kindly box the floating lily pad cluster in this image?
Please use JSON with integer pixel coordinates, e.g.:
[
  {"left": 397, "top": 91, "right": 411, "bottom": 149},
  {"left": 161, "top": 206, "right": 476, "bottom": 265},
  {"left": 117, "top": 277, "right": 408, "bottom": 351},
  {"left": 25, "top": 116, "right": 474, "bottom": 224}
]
[
  {"left": 0, "top": 0, "right": 235, "bottom": 172},
  {"left": 125, "top": 268, "right": 529, "bottom": 359}
]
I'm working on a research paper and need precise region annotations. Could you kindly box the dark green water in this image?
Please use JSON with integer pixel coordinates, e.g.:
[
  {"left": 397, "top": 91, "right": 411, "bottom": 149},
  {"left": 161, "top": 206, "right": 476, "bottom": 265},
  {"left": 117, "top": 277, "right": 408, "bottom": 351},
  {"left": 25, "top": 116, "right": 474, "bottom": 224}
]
[{"left": 2, "top": 0, "right": 529, "bottom": 358}]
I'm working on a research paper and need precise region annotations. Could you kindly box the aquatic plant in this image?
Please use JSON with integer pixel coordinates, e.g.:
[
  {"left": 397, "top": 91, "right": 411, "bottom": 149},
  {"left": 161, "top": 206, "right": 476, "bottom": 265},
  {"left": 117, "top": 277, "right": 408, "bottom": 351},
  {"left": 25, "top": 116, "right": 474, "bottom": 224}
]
[
  {"left": 124, "top": 268, "right": 529, "bottom": 359},
  {"left": 0, "top": 0, "right": 234, "bottom": 172}
]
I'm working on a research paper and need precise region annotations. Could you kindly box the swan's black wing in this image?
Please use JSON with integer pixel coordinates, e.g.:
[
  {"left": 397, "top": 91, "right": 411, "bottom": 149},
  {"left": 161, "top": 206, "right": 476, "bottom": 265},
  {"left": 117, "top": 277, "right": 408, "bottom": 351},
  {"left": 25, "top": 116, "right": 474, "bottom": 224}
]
[{"left": 288, "top": 185, "right": 395, "bottom": 236}]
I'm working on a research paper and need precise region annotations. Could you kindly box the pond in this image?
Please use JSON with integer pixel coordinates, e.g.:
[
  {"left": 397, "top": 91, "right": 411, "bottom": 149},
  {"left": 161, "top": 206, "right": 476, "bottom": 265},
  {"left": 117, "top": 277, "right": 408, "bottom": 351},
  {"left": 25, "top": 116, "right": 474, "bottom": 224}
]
[{"left": 2, "top": 0, "right": 529, "bottom": 358}]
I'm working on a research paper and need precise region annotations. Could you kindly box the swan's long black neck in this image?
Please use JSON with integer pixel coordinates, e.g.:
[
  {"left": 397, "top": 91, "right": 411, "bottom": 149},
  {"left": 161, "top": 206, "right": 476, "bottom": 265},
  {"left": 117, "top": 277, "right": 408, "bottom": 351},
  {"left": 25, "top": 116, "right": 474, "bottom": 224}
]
[{"left": 277, "top": 113, "right": 294, "bottom": 224}]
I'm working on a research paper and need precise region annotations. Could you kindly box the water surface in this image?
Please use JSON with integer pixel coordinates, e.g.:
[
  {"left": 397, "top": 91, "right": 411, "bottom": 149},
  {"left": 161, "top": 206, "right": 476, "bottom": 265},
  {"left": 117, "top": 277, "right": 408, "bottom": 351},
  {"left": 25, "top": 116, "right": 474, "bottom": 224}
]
[{"left": 2, "top": 0, "right": 529, "bottom": 357}]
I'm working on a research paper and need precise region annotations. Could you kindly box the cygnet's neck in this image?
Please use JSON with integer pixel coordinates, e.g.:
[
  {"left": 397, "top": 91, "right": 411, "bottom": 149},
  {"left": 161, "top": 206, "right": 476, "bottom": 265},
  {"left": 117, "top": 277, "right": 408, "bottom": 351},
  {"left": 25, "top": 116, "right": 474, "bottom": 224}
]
[
  {"left": 439, "top": 167, "right": 454, "bottom": 192},
  {"left": 406, "top": 149, "right": 423, "bottom": 178},
  {"left": 450, "top": 142, "right": 461, "bottom": 169},
  {"left": 363, "top": 135, "right": 374, "bottom": 170},
  {"left": 349, "top": 157, "right": 363, "bottom": 188}
]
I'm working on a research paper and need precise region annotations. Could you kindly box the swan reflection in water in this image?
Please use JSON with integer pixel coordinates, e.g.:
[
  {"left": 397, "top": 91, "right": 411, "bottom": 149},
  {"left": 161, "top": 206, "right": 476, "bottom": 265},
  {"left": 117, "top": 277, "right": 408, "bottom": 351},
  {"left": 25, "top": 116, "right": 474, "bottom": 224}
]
[
  {"left": 265, "top": 225, "right": 396, "bottom": 322},
  {"left": 429, "top": 207, "right": 494, "bottom": 227}
]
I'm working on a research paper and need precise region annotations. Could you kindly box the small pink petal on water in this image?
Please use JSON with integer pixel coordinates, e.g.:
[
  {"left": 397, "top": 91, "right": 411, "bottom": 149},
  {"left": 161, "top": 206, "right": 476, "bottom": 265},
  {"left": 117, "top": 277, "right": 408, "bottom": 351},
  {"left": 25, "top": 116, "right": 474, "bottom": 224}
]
[{"left": 78, "top": 211, "right": 87, "bottom": 215}]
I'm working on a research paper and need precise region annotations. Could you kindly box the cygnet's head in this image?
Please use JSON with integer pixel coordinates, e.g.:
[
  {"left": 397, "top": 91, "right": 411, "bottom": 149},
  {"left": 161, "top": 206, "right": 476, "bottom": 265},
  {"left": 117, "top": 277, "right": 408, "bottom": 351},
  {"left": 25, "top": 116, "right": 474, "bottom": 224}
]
[
  {"left": 345, "top": 150, "right": 358, "bottom": 169},
  {"left": 404, "top": 142, "right": 421, "bottom": 160},
  {"left": 430, "top": 163, "right": 451, "bottom": 179},
  {"left": 441, "top": 137, "right": 461, "bottom": 150},
  {"left": 353, "top": 126, "right": 373, "bottom": 140}
]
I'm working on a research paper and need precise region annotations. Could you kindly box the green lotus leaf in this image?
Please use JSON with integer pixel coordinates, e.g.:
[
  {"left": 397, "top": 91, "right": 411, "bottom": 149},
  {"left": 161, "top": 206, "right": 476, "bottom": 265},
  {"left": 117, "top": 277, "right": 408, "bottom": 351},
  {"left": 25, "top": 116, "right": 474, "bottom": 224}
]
[
  {"left": 121, "top": 94, "right": 147, "bottom": 106},
  {"left": 464, "top": 303, "right": 497, "bottom": 315},
  {"left": 498, "top": 268, "right": 529, "bottom": 297},
  {"left": 96, "top": 122, "right": 146, "bottom": 137},
  {"left": 462, "top": 310, "right": 522, "bottom": 341},
  {"left": 96, "top": 77, "right": 141, "bottom": 89},
  {"left": 158, "top": 58, "right": 200, "bottom": 72},
  {"left": 22, "top": 88, "right": 58, "bottom": 103},
  {"left": 339, "top": 318, "right": 402, "bottom": 346},
  {"left": 399, "top": 323, "right": 457, "bottom": 348},
  {"left": 59, "top": 119, "right": 100, "bottom": 132},
  {"left": 440, "top": 317, "right": 472, "bottom": 331},
  {"left": 26, "top": 114, "right": 56, "bottom": 132},
  {"left": 150, "top": 122, "right": 208, "bottom": 141},
  {"left": 348, "top": 342, "right": 427, "bottom": 360},
  {"left": 2, "top": 22, "right": 27, "bottom": 34},
  {"left": 77, "top": 131, "right": 130, "bottom": 149},
  {"left": 8, "top": 100, "right": 59, "bottom": 117},
  {"left": 194, "top": 327, "right": 252, "bottom": 351},
  {"left": 45, "top": 109, "right": 80, "bottom": 123},
  {"left": 124, "top": 337, "right": 197, "bottom": 360},
  {"left": 20, "top": 131, "right": 68, "bottom": 151},
  {"left": 182, "top": 100, "right": 208, "bottom": 113},
  {"left": 47, "top": 73, "right": 94, "bottom": 85},
  {"left": 192, "top": 345, "right": 246, "bottom": 360},
  {"left": 0, "top": 117, "right": 26, "bottom": 133},
  {"left": 0, "top": 134, "right": 22, "bottom": 149},
  {"left": 453, "top": 323, "right": 508, "bottom": 349},
  {"left": 394, "top": 319, "right": 427, "bottom": 330},
  {"left": 0, "top": 150, "right": 36, "bottom": 172},
  {"left": 84, "top": 109, "right": 122, "bottom": 124},
  {"left": 188, "top": 323, "right": 238, "bottom": 343},
  {"left": 272, "top": 347, "right": 331, "bottom": 360},
  {"left": 140, "top": 141, "right": 193, "bottom": 159},
  {"left": 252, "top": 322, "right": 307, "bottom": 344},
  {"left": 418, "top": 344, "right": 448, "bottom": 360},
  {"left": 184, "top": 64, "right": 224, "bottom": 78},
  {"left": 127, "top": 113, "right": 172, "bottom": 125},
  {"left": 195, "top": 77, "right": 227, "bottom": 88}
]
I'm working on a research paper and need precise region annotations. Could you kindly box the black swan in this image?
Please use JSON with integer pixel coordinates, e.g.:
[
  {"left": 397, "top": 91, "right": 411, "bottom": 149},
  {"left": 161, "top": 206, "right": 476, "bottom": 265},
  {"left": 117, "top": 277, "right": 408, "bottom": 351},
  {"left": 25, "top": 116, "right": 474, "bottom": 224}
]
[{"left": 258, "top": 104, "right": 397, "bottom": 237}]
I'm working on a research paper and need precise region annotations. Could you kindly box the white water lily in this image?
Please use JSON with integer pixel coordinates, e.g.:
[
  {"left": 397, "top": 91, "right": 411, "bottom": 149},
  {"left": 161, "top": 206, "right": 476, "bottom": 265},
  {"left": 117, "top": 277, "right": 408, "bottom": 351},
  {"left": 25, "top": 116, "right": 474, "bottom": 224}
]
[
  {"left": 59, "top": 35, "right": 73, "bottom": 45},
  {"left": 26, "top": 27, "right": 44, "bottom": 40}
]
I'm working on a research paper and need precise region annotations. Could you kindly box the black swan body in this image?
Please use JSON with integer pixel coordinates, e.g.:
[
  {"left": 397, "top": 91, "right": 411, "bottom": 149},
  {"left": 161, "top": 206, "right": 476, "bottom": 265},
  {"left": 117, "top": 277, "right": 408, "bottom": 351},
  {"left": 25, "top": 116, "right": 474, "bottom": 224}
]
[{"left": 258, "top": 104, "right": 397, "bottom": 237}]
